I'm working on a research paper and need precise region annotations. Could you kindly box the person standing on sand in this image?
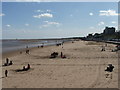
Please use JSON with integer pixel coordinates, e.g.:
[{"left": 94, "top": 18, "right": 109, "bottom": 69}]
[
  {"left": 26, "top": 46, "right": 28, "bottom": 48},
  {"left": 6, "top": 58, "right": 9, "bottom": 64},
  {"left": 38, "top": 46, "right": 39, "bottom": 48},
  {"left": 61, "top": 52, "right": 63, "bottom": 57},
  {"left": 5, "top": 70, "right": 8, "bottom": 77}
]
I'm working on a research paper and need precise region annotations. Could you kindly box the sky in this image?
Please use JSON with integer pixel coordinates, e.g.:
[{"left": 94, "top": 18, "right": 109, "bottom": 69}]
[
  {"left": 1, "top": 2, "right": 119, "bottom": 39},
  {"left": 1, "top": 0, "right": 120, "bottom": 2}
]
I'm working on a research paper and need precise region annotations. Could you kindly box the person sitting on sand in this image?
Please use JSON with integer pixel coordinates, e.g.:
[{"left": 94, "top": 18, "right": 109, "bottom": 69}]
[
  {"left": 50, "top": 52, "right": 58, "bottom": 58},
  {"left": 61, "top": 55, "right": 66, "bottom": 59},
  {"left": 41, "top": 45, "right": 43, "bottom": 48},
  {"left": 4, "top": 63, "right": 8, "bottom": 66},
  {"left": 23, "top": 66, "right": 26, "bottom": 71},
  {"left": 26, "top": 50, "right": 30, "bottom": 54},
  {"left": 101, "top": 46, "right": 105, "bottom": 51},
  {"left": 5, "top": 70, "right": 8, "bottom": 77},
  {"left": 105, "top": 64, "right": 114, "bottom": 72},
  {"left": 27, "top": 64, "right": 30, "bottom": 69},
  {"left": 9, "top": 61, "right": 13, "bottom": 65}
]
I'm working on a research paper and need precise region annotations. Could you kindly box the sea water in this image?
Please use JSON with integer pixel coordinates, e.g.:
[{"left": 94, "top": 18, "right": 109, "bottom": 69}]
[{"left": 1, "top": 39, "right": 67, "bottom": 53}]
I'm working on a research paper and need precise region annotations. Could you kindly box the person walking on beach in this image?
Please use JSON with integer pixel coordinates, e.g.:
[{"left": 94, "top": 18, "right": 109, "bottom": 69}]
[
  {"left": 5, "top": 70, "right": 8, "bottom": 77},
  {"left": 61, "top": 52, "right": 63, "bottom": 57}
]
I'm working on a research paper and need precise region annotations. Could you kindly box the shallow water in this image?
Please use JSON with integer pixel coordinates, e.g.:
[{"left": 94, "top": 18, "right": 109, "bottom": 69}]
[{"left": 1, "top": 39, "right": 67, "bottom": 53}]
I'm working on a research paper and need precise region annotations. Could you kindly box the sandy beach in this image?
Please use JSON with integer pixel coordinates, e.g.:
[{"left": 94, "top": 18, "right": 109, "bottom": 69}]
[{"left": 1, "top": 40, "right": 118, "bottom": 88}]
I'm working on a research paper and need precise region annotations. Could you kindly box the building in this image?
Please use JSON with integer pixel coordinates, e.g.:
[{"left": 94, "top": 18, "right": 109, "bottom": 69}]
[{"left": 103, "top": 27, "right": 115, "bottom": 35}]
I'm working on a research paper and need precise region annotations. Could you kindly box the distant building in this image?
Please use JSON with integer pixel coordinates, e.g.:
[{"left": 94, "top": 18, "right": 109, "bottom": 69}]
[
  {"left": 87, "top": 33, "right": 93, "bottom": 37},
  {"left": 103, "top": 27, "right": 115, "bottom": 35}
]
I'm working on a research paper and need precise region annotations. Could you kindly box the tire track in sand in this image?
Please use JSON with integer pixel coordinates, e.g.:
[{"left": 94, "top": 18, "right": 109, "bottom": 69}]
[{"left": 88, "top": 58, "right": 101, "bottom": 88}]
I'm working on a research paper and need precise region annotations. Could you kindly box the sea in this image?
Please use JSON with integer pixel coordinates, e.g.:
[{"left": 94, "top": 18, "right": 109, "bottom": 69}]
[{"left": 1, "top": 39, "right": 70, "bottom": 53}]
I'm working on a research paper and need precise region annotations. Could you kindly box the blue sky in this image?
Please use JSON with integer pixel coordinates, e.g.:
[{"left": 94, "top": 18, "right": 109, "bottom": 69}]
[{"left": 1, "top": 2, "right": 118, "bottom": 39}]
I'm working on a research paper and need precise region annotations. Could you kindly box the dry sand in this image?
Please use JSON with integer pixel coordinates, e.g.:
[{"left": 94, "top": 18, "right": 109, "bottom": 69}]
[{"left": 1, "top": 40, "right": 118, "bottom": 88}]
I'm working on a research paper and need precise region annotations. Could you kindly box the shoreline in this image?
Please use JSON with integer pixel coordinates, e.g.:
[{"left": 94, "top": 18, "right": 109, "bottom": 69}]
[{"left": 2, "top": 40, "right": 72, "bottom": 59}]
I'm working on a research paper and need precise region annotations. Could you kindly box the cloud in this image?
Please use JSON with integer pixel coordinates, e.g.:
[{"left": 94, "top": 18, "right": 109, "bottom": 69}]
[
  {"left": 25, "top": 23, "right": 29, "bottom": 26},
  {"left": 40, "top": 21, "right": 60, "bottom": 28},
  {"left": 36, "top": 10, "right": 44, "bottom": 13},
  {"left": 33, "top": 13, "right": 53, "bottom": 18},
  {"left": 44, "top": 21, "right": 60, "bottom": 25},
  {"left": 6, "top": 24, "right": 11, "bottom": 27},
  {"left": 111, "top": 21, "right": 116, "bottom": 24},
  {"left": 98, "top": 21, "right": 105, "bottom": 26},
  {"left": 40, "top": 24, "right": 49, "bottom": 28},
  {"left": 89, "top": 26, "right": 95, "bottom": 29},
  {"left": 0, "top": 13, "right": 5, "bottom": 16},
  {"left": 46, "top": 9, "right": 51, "bottom": 12},
  {"left": 36, "top": 9, "right": 51, "bottom": 13},
  {"left": 99, "top": 9, "right": 119, "bottom": 16},
  {"left": 89, "top": 13, "right": 93, "bottom": 16}
]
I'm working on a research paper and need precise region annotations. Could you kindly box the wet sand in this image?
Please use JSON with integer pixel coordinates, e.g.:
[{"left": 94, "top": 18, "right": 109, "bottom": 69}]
[{"left": 1, "top": 40, "right": 118, "bottom": 88}]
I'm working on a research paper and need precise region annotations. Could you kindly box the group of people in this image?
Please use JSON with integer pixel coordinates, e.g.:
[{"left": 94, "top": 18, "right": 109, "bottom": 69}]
[
  {"left": 4, "top": 58, "right": 13, "bottom": 77},
  {"left": 50, "top": 52, "right": 58, "bottom": 58},
  {"left": 101, "top": 43, "right": 120, "bottom": 52},
  {"left": 105, "top": 64, "right": 114, "bottom": 79},
  {"left": 26, "top": 49, "right": 30, "bottom": 54},
  {"left": 3, "top": 58, "right": 13, "bottom": 66},
  {"left": 56, "top": 42, "right": 64, "bottom": 46},
  {"left": 4, "top": 57, "right": 31, "bottom": 77},
  {"left": 112, "top": 45, "right": 120, "bottom": 52},
  {"left": 15, "top": 64, "right": 31, "bottom": 72},
  {"left": 105, "top": 64, "right": 114, "bottom": 72},
  {"left": 22, "top": 64, "right": 31, "bottom": 71},
  {"left": 50, "top": 52, "right": 66, "bottom": 59}
]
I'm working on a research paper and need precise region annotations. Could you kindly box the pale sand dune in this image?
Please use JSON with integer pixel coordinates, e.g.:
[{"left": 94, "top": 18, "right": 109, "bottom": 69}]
[{"left": 1, "top": 40, "right": 118, "bottom": 88}]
